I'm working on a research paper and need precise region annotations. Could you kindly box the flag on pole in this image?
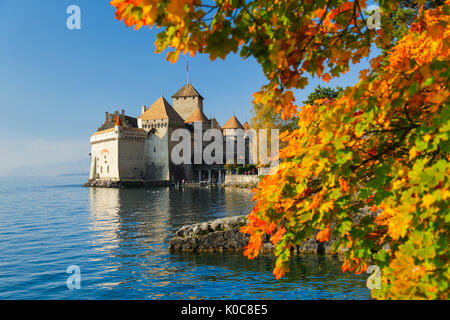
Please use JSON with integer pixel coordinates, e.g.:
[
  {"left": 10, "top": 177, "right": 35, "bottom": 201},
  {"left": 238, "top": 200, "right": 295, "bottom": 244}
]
[{"left": 186, "top": 59, "right": 189, "bottom": 84}]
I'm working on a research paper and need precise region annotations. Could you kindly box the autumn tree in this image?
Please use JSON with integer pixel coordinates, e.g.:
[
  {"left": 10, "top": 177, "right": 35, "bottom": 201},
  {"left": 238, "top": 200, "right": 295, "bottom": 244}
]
[
  {"left": 252, "top": 85, "right": 343, "bottom": 133},
  {"left": 251, "top": 102, "right": 297, "bottom": 132},
  {"left": 111, "top": 0, "right": 449, "bottom": 299}
]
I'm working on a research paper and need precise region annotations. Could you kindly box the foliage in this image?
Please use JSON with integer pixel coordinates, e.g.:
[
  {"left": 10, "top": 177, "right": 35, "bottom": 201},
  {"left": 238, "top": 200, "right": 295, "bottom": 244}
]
[
  {"left": 251, "top": 85, "right": 343, "bottom": 133},
  {"left": 111, "top": 0, "right": 449, "bottom": 299},
  {"left": 251, "top": 102, "right": 298, "bottom": 132},
  {"left": 225, "top": 163, "right": 238, "bottom": 172},
  {"left": 302, "top": 85, "right": 344, "bottom": 105},
  {"left": 389, "top": 0, "right": 444, "bottom": 46}
]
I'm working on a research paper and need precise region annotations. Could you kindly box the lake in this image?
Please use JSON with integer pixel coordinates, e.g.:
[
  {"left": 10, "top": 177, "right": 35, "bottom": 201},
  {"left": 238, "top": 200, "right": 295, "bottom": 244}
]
[{"left": 0, "top": 176, "right": 371, "bottom": 299}]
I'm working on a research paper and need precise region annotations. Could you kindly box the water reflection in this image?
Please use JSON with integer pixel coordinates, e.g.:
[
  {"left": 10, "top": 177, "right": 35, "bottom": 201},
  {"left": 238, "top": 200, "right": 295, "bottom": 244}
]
[
  {"left": 86, "top": 186, "right": 370, "bottom": 299},
  {"left": 169, "top": 252, "right": 369, "bottom": 299},
  {"left": 0, "top": 176, "right": 370, "bottom": 299}
]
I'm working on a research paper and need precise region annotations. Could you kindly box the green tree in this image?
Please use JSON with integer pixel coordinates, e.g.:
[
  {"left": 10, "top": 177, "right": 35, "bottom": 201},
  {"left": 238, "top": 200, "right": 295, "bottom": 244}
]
[{"left": 302, "top": 85, "right": 344, "bottom": 105}]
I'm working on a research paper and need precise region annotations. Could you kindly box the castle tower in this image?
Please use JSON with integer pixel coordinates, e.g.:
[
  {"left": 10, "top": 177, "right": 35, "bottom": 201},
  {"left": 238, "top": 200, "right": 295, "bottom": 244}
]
[
  {"left": 184, "top": 107, "right": 209, "bottom": 130},
  {"left": 222, "top": 115, "right": 246, "bottom": 165},
  {"left": 115, "top": 114, "right": 123, "bottom": 127},
  {"left": 138, "top": 96, "right": 187, "bottom": 181},
  {"left": 222, "top": 115, "right": 244, "bottom": 136},
  {"left": 172, "top": 84, "right": 204, "bottom": 121},
  {"left": 89, "top": 113, "right": 146, "bottom": 181}
]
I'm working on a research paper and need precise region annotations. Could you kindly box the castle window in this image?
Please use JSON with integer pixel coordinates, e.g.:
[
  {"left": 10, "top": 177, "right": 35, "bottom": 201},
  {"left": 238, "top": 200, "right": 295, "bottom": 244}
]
[
  {"left": 107, "top": 166, "right": 109, "bottom": 173},
  {"left": 154, "top": 147, "right": 156, "bottom": 152}
]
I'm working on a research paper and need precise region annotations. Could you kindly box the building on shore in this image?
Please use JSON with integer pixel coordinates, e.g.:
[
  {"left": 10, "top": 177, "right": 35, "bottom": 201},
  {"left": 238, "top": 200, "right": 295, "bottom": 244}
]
[{"left": 88, "top": 82, "right": 253, "bottom": 183}]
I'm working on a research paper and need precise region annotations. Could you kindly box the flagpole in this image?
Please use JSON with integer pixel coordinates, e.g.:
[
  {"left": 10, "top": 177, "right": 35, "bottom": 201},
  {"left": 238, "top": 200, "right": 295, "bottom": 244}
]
[{"left": 186, "top": 59, "right": 189, "bottom": 85}]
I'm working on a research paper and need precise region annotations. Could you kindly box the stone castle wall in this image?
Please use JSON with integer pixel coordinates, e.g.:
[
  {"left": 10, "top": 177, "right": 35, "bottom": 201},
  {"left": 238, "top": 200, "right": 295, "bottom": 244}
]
[
  {"left": 172, "top": 96, "right": 203, "bottom": 121},
  {"left": 143, "top": 122, "right": 170, "bottom": 181},
  {"left": 118, "top": 130, "right": 145, "bottom": 180},
  {"left": 90, "top": 130, "right": 120, "bottom": 180}
]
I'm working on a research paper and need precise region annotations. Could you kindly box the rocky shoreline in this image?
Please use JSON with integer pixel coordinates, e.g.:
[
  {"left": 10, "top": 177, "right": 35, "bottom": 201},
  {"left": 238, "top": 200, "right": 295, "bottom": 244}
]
[
  {"left": 169, "top": 206, "right": 383, "bottom": 254},
  {"left": 83, "top": 179, "right": 173, "bottom": 188},
  {"left": 84, "top": 175, "right": 261, "bottom": 189},
  {"left": 169, "top": 215, "right": 337, "bottom": 254}
]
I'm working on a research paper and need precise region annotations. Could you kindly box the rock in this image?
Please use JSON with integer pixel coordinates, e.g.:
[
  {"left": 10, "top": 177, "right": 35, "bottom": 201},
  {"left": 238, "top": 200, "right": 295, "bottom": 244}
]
[
  {"left": 169, "top": 206, "right": 381, "bottom": 255},
  {"left": 168, "top": 215, "right": 341, "bottom": 254},
  {"left": 210, "top": 219, "right": 223, "bottom": 231},
  {"left": 192, "top": 225, "right": 200, "bottom": 235},
  {"left": 200, "top": 222, "right": 210, "bottom": 232},
  {"left": 83, "top": 179, "right": 173, "bottom": 188}
]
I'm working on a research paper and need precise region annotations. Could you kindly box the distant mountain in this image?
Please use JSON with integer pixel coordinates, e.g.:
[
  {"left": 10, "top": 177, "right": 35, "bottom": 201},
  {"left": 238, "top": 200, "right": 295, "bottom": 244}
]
[{"left": 4, "top": 159, "right": 90, "bottom": 177}]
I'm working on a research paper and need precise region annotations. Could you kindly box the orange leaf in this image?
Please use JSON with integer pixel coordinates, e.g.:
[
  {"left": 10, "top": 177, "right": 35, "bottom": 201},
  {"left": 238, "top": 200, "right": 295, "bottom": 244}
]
[
  {"left": 270, "top": 227, "right": 286, "bottom": 245},
  {"left": 316, "top": 227, "right": 331, "bottom": 242},
  {"left": 339, "top": 179, "right": 349, "bottom": 192}
]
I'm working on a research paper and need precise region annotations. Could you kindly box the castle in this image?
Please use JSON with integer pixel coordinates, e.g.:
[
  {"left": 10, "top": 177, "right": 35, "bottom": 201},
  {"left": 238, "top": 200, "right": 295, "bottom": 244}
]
[{"left": 88, "top": 82, "right": 252, "bottom": 184}]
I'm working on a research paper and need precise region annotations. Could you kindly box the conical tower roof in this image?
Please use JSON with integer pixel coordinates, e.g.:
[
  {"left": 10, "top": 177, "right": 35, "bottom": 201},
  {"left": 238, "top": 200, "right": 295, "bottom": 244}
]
[
  {"left": 139, "top": 97, "right": 184, "bottom": 122},
  {"left": 172, "top": 84, "right": 204, "bottom": 99},
  {"left": 243, "top": 121, "right": 250, "bottom": 131},
  {"left": 115, "top": 115, "right": 123, "bottom": 126},
  {"left": 185, "top": 107, "right": 209, "bottom": 123},
  {"left": 222, "top": 115, "right": 244, "bottom": 129}
]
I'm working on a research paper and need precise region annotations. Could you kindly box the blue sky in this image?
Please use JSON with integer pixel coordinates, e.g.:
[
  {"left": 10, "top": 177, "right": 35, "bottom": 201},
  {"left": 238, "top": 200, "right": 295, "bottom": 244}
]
[{"left": 0, "top": 0, "right": 378, "bottom": 176}]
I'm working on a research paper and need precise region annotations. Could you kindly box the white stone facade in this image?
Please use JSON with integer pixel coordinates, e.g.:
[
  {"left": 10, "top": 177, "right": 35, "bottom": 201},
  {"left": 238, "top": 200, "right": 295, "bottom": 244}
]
[{"left": 89, "top": 125, "right": 146, "bottom": 181}]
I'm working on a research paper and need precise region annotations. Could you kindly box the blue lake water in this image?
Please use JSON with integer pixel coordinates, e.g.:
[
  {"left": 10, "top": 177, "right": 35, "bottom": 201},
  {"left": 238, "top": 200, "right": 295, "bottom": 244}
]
[{"left": 0, "top": 176, "right": 371, "bottom": 299}]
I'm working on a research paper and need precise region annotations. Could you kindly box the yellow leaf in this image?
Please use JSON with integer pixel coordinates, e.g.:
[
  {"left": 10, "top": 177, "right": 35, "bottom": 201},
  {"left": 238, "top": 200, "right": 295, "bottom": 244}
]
[{"left": 421, "top": 194, "right": 435, "bottom": 209}]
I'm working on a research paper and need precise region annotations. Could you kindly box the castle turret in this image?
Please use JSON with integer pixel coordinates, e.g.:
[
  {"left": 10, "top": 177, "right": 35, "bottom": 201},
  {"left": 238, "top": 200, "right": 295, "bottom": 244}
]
[
  {"left": 138, "top": 96, "right": 187, "bottom": 181},
  {"left": 222, "top": 115, "right": 244, "bottom": 136},
  {"left": 115, "top": 115, "right": 123, "bottom": 127},
  {"left": 172, "top": 84, "right": 204, "bottom": 121},
  {"left": 184, "top": 107, "right": 209, "bottom": 131},
  {"left": 223, "top": 115, "right": 246, "bottom": 165}
]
